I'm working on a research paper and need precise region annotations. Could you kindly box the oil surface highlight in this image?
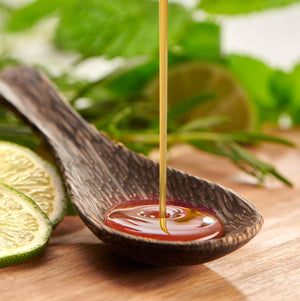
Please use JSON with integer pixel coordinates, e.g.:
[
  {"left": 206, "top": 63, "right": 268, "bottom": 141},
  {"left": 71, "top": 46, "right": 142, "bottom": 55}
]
[{"left": 105, "top": 200, "right": 224, "bottom": 241}]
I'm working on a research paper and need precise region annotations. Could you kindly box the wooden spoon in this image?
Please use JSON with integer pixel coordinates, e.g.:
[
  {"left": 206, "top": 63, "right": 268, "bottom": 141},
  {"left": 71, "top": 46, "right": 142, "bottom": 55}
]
[{"left": 0, "top": 66, "right": 263, "bottom": 266}]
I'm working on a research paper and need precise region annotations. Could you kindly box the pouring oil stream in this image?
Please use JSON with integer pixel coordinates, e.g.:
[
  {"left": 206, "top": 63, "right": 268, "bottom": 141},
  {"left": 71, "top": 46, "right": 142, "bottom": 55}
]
[{"left": 159, "top": 0, "right": 168, "bottom": 234}]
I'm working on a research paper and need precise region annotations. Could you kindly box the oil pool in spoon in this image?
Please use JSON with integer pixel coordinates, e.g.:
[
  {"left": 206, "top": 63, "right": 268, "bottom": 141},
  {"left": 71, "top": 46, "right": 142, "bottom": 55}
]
[
  {"left": 104, "top": 0, "right": 225, "bottom": 241},
  {"left": 105, "top": 200, "right": 224, "bottom": 241}
]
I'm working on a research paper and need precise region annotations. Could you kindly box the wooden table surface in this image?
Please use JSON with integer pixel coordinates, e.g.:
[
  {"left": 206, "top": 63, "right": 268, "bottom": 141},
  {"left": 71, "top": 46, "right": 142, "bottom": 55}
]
[{"left": 1, "top": 129, "right": 300, "bottom": 301}]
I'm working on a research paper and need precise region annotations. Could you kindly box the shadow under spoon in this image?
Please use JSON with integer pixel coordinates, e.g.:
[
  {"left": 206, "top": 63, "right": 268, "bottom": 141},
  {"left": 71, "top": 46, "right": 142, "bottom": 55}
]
[{"left": 0, "top": 66, "right": 263, "bottom": 266}]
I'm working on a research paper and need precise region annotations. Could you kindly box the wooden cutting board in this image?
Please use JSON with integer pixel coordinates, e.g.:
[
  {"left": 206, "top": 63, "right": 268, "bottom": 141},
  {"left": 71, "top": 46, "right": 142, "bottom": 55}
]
[{"left": 1, "top": 129, "right": 300, "bottom": 301}]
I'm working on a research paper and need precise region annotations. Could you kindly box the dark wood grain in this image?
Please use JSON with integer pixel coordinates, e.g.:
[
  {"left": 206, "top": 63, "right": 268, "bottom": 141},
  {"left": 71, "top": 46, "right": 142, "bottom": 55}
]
[{"left": 0, "top": 66, "right": 263, "bottom": 265}]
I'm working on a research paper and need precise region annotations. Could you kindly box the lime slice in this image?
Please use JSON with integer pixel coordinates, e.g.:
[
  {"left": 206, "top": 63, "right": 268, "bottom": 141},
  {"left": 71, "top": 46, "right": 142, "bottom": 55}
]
[
  {"left": 144, "top": 61, "right": 256, "bottom": 131},
  {"left": 0, "top": 142, "right": 66, "bottom": 227},
  {"left": 0, "top": 183, "right": 52, "bottom": 268}
]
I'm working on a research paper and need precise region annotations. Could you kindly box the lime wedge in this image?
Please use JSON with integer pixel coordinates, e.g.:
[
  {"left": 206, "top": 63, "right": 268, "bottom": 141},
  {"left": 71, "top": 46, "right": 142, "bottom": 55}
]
[
  {"left": 0, "top": 142, "right": 66, "bottom": 227},
  {"left": 144, "top": 61, "right": 256, "bottom": 131},
  {"left": 0, "top": 183, "right": 52, "bottom": 268}
]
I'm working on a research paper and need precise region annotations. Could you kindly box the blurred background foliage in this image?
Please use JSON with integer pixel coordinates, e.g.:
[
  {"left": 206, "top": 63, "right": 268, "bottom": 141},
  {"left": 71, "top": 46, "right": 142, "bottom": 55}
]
[{"left": 0, "top": 0, "right": 300, "bottom": 186}]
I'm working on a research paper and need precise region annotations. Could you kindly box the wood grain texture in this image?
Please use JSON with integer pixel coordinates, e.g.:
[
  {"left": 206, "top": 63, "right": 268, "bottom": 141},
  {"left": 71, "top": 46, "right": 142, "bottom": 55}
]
[
  {"left": 0, "top": 128, "right": 299, "bottom": 301},
  {"left": 0, "top": 66, "right": 262, "bottom": 265}
]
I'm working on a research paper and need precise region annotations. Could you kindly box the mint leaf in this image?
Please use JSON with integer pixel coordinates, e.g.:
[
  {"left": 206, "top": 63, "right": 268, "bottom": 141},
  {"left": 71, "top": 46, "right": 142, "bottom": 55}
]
[
  {"left": 7, "top": 0, "right": 61, "bottom": 31},
  {"left": 7, "top": 0, "right": 190, "bottom": 59},
  {"left": 106, "top": 60, "right": 159, "bottom": 98},
  {"left": 200, "top": 0, "right": 300, "bottom": 15},
  {"left": 168, "top": 92, "right": 215, "bottom": 120},
  {"left": 270, "top": 70, "right": 293, "bottom": 108},
  {"left": 179, "top": 22, "right": 220, "bottom": 61},
  {"left": 291, "top": 63, "right": 300, "bottom": 107},
  {"left": 0, "top": 57, "right": 20, "bottom": 70},
  {"left": 226, "top": 55, "right": 300, "bottom": 125},
  {"left": 287, "top": 63, "right": 300, "bottom": 124},
  {"left": 55, "top": 0, "right": 189, "bottom": 58},
  {"left": 105, "top": 53, "right": 187, "bottom": 98},
  {"left": 226, "top": 55, "right": 275, "bottom": 109}
]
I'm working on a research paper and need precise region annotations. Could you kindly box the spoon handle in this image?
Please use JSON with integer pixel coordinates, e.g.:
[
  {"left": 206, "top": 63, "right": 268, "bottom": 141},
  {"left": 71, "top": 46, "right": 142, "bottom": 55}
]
[{"left": 0, "top": 66, "right": 109, "bottom": 150}]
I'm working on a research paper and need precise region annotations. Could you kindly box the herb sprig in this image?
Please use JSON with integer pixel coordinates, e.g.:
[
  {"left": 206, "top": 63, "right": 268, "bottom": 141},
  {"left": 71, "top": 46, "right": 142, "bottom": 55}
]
[{"left": 0, "top": 0, "right": 299, "bottom": 186}]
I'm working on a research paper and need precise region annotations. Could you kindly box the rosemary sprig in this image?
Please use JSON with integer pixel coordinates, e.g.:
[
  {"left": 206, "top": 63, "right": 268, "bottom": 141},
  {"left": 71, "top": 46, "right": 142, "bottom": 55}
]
[
  {"left": 0, "top": 56, "right": 294, "bottom": 187},
  {"left": 113, "top": 129, "right": 293, "bottom": 186}
]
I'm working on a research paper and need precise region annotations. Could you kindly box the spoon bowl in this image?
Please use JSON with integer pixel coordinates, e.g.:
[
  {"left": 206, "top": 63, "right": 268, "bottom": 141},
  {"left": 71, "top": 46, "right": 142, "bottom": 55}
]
[{"left": 0, "top": 66, "right": 263, "bottom": 266}]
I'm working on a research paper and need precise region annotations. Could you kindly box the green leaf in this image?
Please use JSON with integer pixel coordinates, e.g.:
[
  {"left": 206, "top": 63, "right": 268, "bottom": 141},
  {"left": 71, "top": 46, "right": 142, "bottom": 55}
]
[
  {"left": 224, "top": 131, "right": 295, "bottom": 146},
  {"left": 287, "top": 63, "right": 300, "bottom": 124},
  {"left": 291, "top": 63, "right": 300, "bottom": 102},
  {"left": 179, "top": 22, "right": 221, "bottom": 61},
  {"left": 6, "top": 0, "right": 190, "bottom": 58},
  {"left": 107, "top": 59, "right": 159, "bottom": 98},
  {"left": 226, "top": 55, "right": 275, "bottom": 109},
  {"left": 0, "top": 125, "right": 39, "bottom": 149},
  {"left": 0, "top": 57, "right": 20, "bottom": 70},
  {"left": 225, "top": 56, "right": 299, "bottom": 125},
  {"left": 269, "top": 70, "right": 293, "bottom": 108},
  {"left": 85, "top": 53, "right": 185, "bottom": 100},
  {"left": 7, "top": 0, "right": 61, "bottom": 31},
  {"left": 168, "top": 91, "right": 215, "bottom": 120},
  {"left": 55, "top": 0, "right": 190, "bottom": 58},
  {"left": 190, "top": 138, "right": 292, "bottom": 186},
  {"left": 180, "top": 116, "right": 230, "bottom": 131},
  {"left": 200, "top": 0, "right": 300, "bottom": 15}
]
